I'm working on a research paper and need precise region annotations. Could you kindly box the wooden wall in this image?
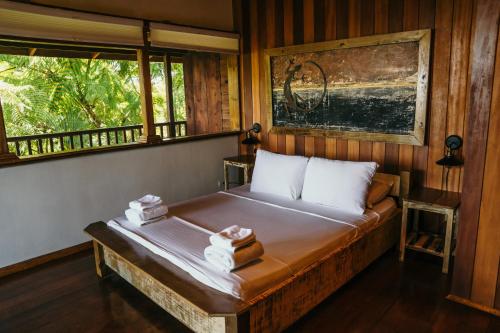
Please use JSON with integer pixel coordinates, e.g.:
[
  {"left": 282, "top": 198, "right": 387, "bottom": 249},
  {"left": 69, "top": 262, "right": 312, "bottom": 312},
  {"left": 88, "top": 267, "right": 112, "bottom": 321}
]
[
  {"left": 236, "top": 0, "right": 475, "bottom": 193},
  {"left": 235, "top": 0, "right": 500, "bottom": 312},
  {"left": 184, "top": 53, "right": 240, "bottom": 135},
  {"left": 451, "top": 0, "right": 500, "bottom": 312}
]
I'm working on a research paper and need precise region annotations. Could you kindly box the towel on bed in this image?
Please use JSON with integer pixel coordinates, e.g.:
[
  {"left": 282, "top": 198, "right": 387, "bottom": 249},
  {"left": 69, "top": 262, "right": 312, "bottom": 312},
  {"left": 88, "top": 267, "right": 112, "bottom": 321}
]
[
  {"left": 209, "top": 225, "right": 256, "bottom": 250},
  {"left": 204, "top": 241, "right": 264, "bottom": 273},
  {"left": 125, "top": 209, "right": 166, "bottom": 226},
  {"left": 126, "top": 205, "right": 168, "bottom": 222},
  {"left": 129, "top": 194, "right": 162, "bottom": 211}
]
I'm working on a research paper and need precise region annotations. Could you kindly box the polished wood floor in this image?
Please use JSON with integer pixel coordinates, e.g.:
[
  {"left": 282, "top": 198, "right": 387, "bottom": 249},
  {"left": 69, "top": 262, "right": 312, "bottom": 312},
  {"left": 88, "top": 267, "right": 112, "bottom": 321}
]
[{"left": 0, "top": 249, "right": 498, "bottom": 333}]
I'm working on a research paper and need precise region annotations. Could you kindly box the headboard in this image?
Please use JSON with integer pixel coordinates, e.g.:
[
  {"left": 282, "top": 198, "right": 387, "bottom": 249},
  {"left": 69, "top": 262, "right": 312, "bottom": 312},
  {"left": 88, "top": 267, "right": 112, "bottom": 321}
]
[{"left": 373, "top": 171, "right": 411, "bottom": 203}]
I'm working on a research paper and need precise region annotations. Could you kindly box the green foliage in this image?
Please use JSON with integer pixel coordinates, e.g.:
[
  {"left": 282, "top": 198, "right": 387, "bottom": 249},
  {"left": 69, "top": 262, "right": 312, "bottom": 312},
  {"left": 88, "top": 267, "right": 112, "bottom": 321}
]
[
  {"left": 151, "top": 61, "right": 186, "bottom": 123},
  {"left": 0, "top": 54, "right": 186, "bottom": 138}
]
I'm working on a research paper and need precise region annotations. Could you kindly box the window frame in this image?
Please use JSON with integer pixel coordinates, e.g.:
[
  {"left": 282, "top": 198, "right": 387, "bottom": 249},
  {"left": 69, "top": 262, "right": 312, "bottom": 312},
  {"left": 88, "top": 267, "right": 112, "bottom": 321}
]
[{"left": 0, "top": 40, "right": 233, "bottom": 164}]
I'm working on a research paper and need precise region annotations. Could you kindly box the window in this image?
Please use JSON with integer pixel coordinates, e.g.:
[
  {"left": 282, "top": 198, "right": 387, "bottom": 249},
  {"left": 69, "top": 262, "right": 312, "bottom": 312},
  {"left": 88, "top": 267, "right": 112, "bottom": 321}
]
[
  {"left": 0, "top": 47, "right": 187, "bottom": 157},
  {"left": 0, "top": 45, "right": 238, "bottom": 162},
  {"left": 0, "top": 2, "right": 240, "bottom": 164},
  {"left": 150, "top": 57, "right": 187, "bottom": 138}
]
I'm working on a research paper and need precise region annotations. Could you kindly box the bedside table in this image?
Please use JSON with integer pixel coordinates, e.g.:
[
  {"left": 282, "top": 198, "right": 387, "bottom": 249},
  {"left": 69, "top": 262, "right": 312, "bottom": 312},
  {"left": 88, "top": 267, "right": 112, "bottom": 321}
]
[
  {"left": 223, "top": 155, "right": 255, "bottom": 190},
  {"left": 399, "top": 187, "right": 460, "bottom": 274}
]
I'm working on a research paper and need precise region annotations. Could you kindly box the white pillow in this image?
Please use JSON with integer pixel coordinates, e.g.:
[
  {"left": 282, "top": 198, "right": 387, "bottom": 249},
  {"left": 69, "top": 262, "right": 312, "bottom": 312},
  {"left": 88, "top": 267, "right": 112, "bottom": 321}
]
[
  {"left": 250, "top": 149, "right": 309, "bottom": 200},
  {"left": 301, "top": 157, "right": 378, "bottom": 215}
]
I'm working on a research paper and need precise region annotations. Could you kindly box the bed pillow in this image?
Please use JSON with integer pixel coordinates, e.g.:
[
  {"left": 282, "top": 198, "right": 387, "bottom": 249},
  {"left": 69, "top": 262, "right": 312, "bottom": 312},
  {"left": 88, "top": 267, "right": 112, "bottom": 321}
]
[
  {"left": 301, "top": 157, "right": 378, "bottom": 215},
  {"left": 250, "top": 149, "right": 309, "bottom": 200},
  {"left": 366, "top": 180, "right": 394, "bottom": 209}
]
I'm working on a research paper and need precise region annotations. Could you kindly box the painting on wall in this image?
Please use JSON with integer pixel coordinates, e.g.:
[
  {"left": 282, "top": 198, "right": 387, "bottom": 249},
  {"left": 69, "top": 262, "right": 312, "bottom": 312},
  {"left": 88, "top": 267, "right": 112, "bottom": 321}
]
[{"left": 264, "top": 29, "right": 431, "bottom": 145}]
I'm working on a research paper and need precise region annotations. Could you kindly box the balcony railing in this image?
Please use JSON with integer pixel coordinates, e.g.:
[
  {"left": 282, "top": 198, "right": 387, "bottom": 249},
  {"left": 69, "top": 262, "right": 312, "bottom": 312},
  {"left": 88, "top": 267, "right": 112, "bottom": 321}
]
[{"left": 7, "top": 121, "right": 187, "bottom": 157}]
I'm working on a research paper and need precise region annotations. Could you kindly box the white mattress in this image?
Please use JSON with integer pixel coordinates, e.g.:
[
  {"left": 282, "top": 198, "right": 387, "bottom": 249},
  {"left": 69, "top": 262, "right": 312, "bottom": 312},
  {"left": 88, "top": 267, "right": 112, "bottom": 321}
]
[{"left": 107, "top": 185, "right": 397, "bottom": 301}]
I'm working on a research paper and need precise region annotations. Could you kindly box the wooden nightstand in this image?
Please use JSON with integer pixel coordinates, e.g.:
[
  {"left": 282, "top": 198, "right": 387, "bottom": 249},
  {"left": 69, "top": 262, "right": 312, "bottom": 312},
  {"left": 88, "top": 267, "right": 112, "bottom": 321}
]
[
  {"left": 223, "top": 155, "right": 255, "bottom": 190},
  {"left": 399, "top": 187, "right": 461, "bottom": 274}
]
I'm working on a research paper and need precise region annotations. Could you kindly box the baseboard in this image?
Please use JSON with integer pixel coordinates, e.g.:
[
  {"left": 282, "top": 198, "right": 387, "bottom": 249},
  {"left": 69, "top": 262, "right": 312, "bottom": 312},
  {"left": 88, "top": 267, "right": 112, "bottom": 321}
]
[
  {"left": 446, "top": 294, "right": 500, "bottom": 317},
  {"left": 0, "top": 241, "right": 93, "bottom": 279}
]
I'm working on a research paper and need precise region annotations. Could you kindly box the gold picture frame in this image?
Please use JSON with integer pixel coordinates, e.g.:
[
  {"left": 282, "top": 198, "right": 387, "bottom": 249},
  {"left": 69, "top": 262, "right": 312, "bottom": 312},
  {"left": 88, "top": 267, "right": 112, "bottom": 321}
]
[{"left": 264, "top": 29, "right": 431, "bottom": 146}]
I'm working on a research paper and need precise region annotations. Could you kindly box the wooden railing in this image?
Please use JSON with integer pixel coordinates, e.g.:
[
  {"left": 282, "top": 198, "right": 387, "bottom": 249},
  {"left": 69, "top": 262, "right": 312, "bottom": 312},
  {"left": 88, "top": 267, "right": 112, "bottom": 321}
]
[{"left": 7, "top": 121, "right": 187, "bottom": 157}]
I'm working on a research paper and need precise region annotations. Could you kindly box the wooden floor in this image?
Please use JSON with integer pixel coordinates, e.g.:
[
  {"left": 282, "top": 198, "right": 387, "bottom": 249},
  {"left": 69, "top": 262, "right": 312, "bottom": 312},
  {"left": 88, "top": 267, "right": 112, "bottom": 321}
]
[{"left": 0, "top": 249, "right": 498, "bottom": 333}]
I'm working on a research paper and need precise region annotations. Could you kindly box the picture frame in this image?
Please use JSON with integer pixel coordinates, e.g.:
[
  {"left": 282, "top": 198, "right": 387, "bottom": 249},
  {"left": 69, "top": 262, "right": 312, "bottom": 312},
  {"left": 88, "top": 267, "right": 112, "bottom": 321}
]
[{"left": 264, "top": 29, "right": 431, "bottom": 146}]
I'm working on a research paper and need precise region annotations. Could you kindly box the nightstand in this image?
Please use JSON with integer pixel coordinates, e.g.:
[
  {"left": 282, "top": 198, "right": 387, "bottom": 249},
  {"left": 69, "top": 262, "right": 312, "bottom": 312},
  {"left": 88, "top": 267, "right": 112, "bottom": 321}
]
[
  {"left": 399, "top": 187, "right": 460, "bottom": 273},
  {"left": 223, "top": 155, "right": 255, "bottom": 190}
]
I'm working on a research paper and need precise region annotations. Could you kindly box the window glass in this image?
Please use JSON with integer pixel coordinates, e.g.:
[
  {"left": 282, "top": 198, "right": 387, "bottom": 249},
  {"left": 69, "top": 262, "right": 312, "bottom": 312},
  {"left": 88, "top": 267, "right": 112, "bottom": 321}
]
[
  {"left": 0, "top": 51, "right": 143, "bottom": 156},
  {"left": 151, "top": 59, "right": 186, "bottom": 138}
]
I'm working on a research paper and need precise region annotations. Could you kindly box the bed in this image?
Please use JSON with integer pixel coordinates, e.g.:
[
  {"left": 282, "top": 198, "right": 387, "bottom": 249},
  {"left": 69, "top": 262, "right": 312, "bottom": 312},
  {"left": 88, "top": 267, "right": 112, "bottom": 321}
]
[{"left": 85, "top": 171, "right": 410, "bottom": 333}]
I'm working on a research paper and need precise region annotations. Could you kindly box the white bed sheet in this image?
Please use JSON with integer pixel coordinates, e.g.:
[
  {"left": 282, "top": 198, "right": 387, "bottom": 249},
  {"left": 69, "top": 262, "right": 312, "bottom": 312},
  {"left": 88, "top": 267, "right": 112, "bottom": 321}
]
[{"left": 107, "top": 186, "right": 397, "bottom": 301}]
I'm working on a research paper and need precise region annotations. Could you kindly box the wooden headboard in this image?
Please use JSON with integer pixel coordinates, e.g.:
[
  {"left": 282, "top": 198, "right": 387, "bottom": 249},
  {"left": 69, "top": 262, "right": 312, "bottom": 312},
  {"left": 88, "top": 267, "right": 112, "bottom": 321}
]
[{"left": 373, "top": 171, "right": 411, "bottom": 202}]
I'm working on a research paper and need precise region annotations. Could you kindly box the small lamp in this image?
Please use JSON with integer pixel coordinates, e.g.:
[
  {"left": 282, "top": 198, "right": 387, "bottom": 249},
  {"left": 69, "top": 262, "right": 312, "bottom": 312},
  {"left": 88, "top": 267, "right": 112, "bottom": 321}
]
[
  {"left": 436, "top": 135, "right": 463, "bottom": 192},
  {"left": 241, "top": 123, "right": 261, "bottom": 154}
]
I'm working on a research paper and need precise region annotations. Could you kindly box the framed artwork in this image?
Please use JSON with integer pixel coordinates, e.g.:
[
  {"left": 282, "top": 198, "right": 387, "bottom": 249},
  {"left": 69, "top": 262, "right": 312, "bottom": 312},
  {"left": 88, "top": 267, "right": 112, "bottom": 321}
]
[{"left": 264, "top": 29, "right": 431, "bottom": 145}]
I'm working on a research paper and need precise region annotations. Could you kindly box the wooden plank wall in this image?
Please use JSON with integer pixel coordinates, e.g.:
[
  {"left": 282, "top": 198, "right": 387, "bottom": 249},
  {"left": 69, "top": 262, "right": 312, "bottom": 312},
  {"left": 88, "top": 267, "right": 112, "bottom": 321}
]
[
  {"left": 234, "top": 0, "right": 500, "bottom": 311},
  {"left": 184, "top": 53, "right": 237, "bottom": 135},
  {"left": 236, "top": 0, "right": 474, "bottom": 192},
  {"left": 451, "top": 0, "right": 500, "bottom": 311}
]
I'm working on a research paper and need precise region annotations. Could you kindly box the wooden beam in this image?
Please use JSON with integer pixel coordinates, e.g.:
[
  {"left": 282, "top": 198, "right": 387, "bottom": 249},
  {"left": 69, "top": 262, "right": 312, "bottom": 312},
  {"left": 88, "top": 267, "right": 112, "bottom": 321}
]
[
  {"left": 0, "top": 99, "right": 18, "bottom": 162},
  {"left": 137, "top": 48, "right": 162, "bottom": 144},
  {"left": 163, "top": 54, "right": 176, "bottom": 138},
  {"left": 28, "top": 47, "right": 36, "bottom": 56}
]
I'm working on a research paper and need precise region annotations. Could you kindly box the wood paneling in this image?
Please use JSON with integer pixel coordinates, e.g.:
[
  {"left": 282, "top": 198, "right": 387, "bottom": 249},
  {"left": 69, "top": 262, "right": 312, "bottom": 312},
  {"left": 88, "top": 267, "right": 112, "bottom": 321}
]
[
  {"left": 236, "top": 0, "right": 500, "bottom": 313},
  {"left": 425, "top": 0, "right": 453, "bottom": 190},
  {"left": 469, "top": 18, "right": 500, "bottom": 308},
  {"left": 236, "top": 0, "right": 471, "bottom": 190},
  {"left": 451, "top": 0, "right": 500, "bottom": 303},
  {"left": 183, "top": 53, "right": 234, "bottom": 135},
  {"left": 446, "top": 0, "right": 473, "bottom": 191}
]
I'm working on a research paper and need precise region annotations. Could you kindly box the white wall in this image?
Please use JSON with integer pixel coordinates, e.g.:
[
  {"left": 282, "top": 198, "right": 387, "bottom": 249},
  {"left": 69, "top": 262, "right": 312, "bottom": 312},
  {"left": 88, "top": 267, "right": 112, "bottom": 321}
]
[{"left": 0, "top": 135, "right": 238, "bottom": 267}]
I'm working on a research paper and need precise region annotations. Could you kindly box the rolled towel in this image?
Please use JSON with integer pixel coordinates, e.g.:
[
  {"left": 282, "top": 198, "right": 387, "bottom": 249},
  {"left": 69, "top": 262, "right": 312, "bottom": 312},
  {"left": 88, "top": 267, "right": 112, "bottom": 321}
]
[
  {"left": 209, "top": 225, "right": 256, "bottom": 251},
  {"left": 129, "top": 194, "right": 162, "bottom": 211},
  {"left": 204, "top": 241, "right": 264, "bottom": 273},
  {"left": 125, "top": 208, "right": 166, "bottom": 226}
]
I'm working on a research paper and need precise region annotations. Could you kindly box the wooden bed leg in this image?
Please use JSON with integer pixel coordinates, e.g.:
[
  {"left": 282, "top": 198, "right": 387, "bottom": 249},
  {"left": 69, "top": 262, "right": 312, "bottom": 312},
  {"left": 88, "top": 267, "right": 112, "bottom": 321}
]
[{"left": 93, "top": 240, "right": 111, "bottom": 278}]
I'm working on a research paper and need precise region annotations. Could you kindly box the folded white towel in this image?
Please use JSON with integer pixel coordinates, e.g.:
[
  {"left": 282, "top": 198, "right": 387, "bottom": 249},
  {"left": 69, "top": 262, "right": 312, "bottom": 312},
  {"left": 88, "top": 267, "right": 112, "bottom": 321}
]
[
  {"left": 127, "top": 205, "right": 168, "bottom": 222},
  {"left": 209, "top": 225, "right": 256, "bottom": 251},
  {"left": 204, "top": 241, "right": 264, "bottom": 273},
  {"left": 129, "top": 194, "right": 162, "bottom": 211},
  {"left": 125, "top": 208, "right": 165, "bottom": 226}
]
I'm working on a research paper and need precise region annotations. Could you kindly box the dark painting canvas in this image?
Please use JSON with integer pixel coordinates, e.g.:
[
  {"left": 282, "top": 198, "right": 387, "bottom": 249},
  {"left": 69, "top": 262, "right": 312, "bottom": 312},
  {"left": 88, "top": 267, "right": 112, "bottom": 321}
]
[{"left": 270, "top": 41, "right": 420, "bottom": 135}]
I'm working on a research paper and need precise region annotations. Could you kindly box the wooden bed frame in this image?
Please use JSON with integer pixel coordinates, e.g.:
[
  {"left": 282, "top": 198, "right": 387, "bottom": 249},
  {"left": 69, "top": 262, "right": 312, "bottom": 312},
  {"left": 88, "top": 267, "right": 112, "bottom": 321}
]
[{"left": 85, "top": 171, "right": 410, "bottom": 333}]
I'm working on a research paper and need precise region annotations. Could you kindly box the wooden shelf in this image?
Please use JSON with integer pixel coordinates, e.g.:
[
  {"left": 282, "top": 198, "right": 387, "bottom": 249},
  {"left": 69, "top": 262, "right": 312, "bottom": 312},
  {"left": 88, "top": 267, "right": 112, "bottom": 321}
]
[{"left": 405, "top": 231, "right": 446, "bottom": 258}]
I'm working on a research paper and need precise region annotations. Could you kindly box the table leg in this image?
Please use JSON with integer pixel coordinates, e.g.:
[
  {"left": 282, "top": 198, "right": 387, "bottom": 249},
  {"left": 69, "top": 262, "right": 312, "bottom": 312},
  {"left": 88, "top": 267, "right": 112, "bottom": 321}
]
[
  {"left": 224, "top": 162, "right": 229, "bottom": 191},
  {"left": 442, "top": 209, "right": 455, "bottom": 274},
  {"left": 412, "top": 209, "right": 420, "bottom": 232},
  {"left": 93, "top": 240, "right": 111, "bottom": 278},
  {"left": 399, "top": 201, "right": 409, "bottom": 262},
  {"left": 243, "top": 166, "right": 249, "bottom": 185}
]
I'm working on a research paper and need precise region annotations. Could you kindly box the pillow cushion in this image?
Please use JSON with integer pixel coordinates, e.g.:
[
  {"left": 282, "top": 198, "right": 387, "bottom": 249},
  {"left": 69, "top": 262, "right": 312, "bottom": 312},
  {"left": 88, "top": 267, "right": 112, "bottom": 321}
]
[
  {"left": 250, "top": 149, "right": 309, "bottom": 200},
  {"left": 366, "top": 180, "right": 394, "bottom": 208},
  {"left": 301, "top": 157, "right": 378, "bottom": 215}
]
